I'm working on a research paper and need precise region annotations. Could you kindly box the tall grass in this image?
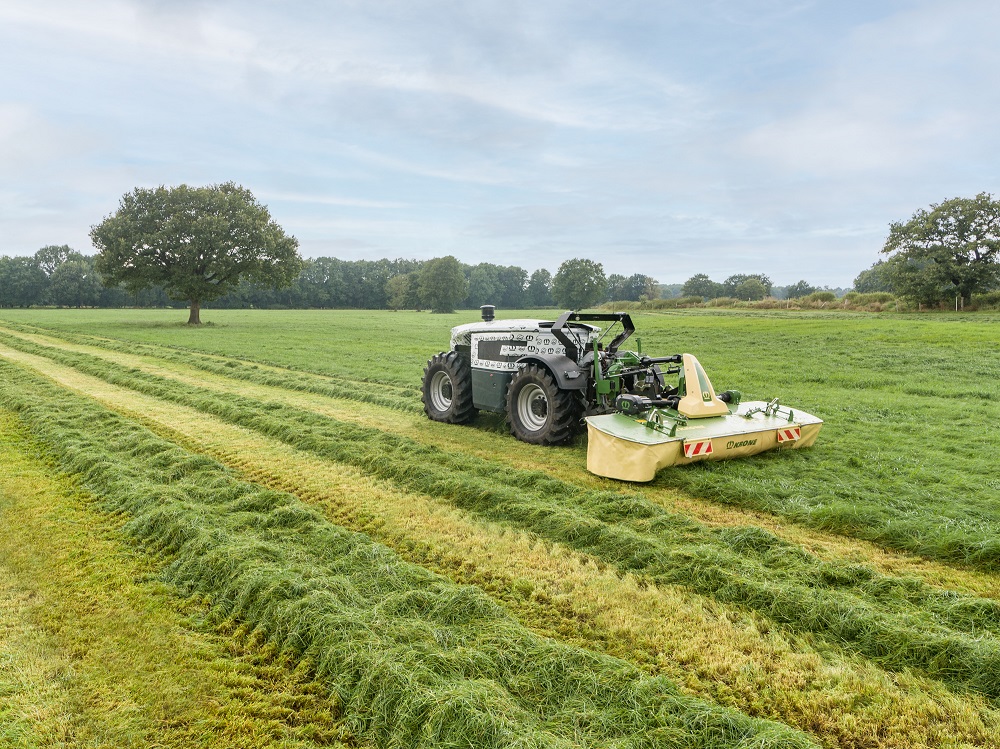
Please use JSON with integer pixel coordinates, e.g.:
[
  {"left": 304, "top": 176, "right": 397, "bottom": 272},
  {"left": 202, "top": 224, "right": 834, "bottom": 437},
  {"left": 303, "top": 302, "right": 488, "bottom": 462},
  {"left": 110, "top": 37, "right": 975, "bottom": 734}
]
[
  {"left": 0, "top": 358, "right": 816, "bottom": 749},
  {"left": 5, "top": 333, "right": 1000, "bottom": 701}
]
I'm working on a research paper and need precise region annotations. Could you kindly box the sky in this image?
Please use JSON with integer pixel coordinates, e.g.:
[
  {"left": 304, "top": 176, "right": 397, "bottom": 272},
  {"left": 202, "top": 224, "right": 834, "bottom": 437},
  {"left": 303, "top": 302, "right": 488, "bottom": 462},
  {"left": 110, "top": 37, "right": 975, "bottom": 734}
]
[{"left": 1, "top": 1, "right": 998, "bottom": 288}]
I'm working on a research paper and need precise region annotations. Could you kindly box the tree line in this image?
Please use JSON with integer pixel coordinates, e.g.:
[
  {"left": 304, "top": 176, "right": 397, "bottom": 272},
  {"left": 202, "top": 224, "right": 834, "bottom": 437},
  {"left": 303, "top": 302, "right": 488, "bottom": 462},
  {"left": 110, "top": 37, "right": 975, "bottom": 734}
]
[
  {"left": 0, "top": 245, "right": 659, "bottom": 313},
  {"left": 5, "top": 183, "right": 998, "bottom": 317},
  {"left": 678, "top": 273, "right": 835, "bottom": 301}
]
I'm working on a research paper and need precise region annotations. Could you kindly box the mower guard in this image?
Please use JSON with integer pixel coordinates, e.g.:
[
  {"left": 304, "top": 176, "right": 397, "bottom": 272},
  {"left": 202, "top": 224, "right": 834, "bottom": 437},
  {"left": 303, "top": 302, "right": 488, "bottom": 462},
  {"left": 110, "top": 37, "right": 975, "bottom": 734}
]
[{"left": 586, "top": 401, "right": 823, "bottom": 482}]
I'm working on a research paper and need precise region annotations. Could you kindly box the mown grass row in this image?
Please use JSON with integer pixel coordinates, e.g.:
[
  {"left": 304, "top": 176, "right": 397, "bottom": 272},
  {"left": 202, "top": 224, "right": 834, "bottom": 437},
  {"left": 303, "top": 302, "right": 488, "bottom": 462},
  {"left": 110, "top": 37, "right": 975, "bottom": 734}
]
[
  {"left": 12, "top": 343, "right": 1000, "bottom": 749},
  {"left": 7, "top": 315, "right": 1000, "bottom": 576},
  {"left": 0, "top": 320, "right": 423, "bottom": 414},
  {"left": 0, "top": 358, "right": 815, "bottom": 749},
  {"left": 150, "top": 408, "right": 1000, "bottom": 749},
  {"left": 0, "top": 410, "right": 351, "bottom": 749},
  {"left": 6, "top": 333, "right": 1000, "bottom": 701}
]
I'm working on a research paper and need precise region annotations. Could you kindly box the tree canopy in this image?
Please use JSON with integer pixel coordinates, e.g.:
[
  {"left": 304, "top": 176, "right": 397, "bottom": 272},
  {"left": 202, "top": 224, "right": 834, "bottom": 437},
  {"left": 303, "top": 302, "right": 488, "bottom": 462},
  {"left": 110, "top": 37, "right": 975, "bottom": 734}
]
[
  {"left": 681, "top": 274, "right": 724, "bottom": 300},
  {"left": 723, "top": 274, "right": 772, "bottom": 297},
  {"left": 49, "top": 256, "right": 103, "bottom": 308},
  {"left": 852, "top": 261, "right": 896, "bottom": 294},
  {"left": 732, "top": 277, "right": 768, "bottom": 301},
  {"left": 526, "top": 268, "right": 553, "bottom": 307},
  {"left": 881, "top": 193, "right": 1000, "bottom": 304},
  {"left": 418, "top": 256, "right": 468, "bottom": 313},
  {"left": 552, "top": 258, "right": 607, "bottom": 310},
  {"left": 606, "top": 273, "right": 658, "bottom": 302},
  {"left": 90, "top": 182, "right": 301, "bottom": 324},
  {"left": 0, "top": 256, "right": 46, "bottom": 307},
  {"left": 784, "top": 280, "right": 818, "bottom": 298}
]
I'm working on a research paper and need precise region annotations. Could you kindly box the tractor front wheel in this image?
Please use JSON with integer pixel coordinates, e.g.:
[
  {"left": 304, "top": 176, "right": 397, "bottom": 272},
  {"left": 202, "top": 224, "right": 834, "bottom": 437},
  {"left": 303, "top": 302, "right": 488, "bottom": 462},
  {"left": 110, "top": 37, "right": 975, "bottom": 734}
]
[
  {"left": 422, "top": 351, "right": 477, "bottom": 424},
  {"left": 505, "top": 363, "right": 580, "bottom": 445}
]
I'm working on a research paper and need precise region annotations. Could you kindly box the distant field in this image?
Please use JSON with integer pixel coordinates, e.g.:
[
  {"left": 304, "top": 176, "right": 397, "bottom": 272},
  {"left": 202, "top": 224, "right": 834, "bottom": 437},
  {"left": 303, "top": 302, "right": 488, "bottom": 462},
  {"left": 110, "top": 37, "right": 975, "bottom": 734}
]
[{"left": 1, "top": 307, "right": 998, "bottom": 748}]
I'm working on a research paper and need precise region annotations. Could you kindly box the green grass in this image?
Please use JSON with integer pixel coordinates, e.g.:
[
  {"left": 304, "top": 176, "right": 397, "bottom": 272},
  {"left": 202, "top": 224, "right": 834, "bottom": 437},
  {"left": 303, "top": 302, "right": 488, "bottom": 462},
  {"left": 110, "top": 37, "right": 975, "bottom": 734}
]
[
  {"left": 0, "top": 358, "right": 816, "bottom": 749},
  {"left": 4, "top": 307, "right": 1000, "bottom": 747},
  {"left": 4, "top": 330, "right": 1000, "bottom": 701},
  {"left": 0, "top": 410, "right": 351, "bottom": 749},
  {"left": 0, "top": 308, "right": 451, "bottom": 383},
  {"left": 3, "top": 309, "right": 1000, "bottom": 571}
]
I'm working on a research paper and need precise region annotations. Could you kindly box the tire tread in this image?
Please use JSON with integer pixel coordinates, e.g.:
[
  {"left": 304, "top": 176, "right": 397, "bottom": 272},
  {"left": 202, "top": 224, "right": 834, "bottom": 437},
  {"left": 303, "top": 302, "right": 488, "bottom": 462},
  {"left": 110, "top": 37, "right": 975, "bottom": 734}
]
[{"left": 421, "top": 351, "right": 476, "bottom": 424}]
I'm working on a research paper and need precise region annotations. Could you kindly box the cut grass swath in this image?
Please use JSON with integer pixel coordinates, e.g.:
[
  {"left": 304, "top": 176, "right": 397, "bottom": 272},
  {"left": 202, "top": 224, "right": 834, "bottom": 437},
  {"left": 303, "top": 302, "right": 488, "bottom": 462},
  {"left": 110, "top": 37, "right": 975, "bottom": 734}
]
[
  {"left": 0, "top": 411, "right": 352, "bottom": 749},
  {"left": 11, "top": 342, "right": 997, "bottom": 749},
  {"left": 5, "top": 333, "right": 1000, "bottom": 700},
  {"left": 0, "top": 320, "right": 422, "bottom": 413},
  {"left": 0, "top": 359, "right": 816, "bottom": 749},
  {"left": 5, "top": 316, "right": 1000, "bottom": 576}
]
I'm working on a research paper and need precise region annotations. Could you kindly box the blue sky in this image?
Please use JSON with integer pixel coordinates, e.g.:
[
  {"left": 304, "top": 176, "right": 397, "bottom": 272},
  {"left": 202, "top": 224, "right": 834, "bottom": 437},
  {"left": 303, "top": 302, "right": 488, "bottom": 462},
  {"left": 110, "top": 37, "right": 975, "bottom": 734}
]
[{"left": 1, "top": 1, "right": 997, "bottom": 287}]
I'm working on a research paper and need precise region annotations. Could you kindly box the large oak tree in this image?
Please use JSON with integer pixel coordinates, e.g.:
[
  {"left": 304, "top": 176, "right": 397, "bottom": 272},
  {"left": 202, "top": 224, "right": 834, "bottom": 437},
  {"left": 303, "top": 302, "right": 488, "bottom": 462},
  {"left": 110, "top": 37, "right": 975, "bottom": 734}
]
[
  {"left": 91, "top": 183, "right": 301, "bottom": 324},
  {"left": 881, "top": 192, "right": 1000, "bottom": 304}
]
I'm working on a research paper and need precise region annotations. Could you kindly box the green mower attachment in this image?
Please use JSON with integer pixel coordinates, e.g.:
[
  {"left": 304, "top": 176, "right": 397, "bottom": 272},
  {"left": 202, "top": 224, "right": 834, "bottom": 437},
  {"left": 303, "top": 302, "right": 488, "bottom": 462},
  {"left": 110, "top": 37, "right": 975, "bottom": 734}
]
[{"left": 586, "top": 353, "right": 822, "bottom": 482}]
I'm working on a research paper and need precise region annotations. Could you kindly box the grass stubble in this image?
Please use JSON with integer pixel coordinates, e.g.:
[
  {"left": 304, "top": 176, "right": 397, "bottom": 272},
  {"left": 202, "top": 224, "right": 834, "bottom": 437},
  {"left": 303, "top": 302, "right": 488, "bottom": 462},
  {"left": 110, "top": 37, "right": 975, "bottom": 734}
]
[
  {"left": 3, "top": 333, "right": 1000, "bottom": 699},
  {"left": 0, "top": 410, "right": 351, "bottom": 749},
  {"left": 0, "top": 359, "right": 816, "bottom": 749},
  {"left": 2, "top": 334, "right": 1000, "bottom": 746}
]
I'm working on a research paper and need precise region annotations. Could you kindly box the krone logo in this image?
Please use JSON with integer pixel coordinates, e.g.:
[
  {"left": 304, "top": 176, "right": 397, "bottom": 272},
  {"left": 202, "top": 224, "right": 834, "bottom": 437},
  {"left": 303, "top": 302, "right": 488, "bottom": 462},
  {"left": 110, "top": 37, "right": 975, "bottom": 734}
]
[{"left": 726, "top": 438, "right": 758, "bottom": 449}]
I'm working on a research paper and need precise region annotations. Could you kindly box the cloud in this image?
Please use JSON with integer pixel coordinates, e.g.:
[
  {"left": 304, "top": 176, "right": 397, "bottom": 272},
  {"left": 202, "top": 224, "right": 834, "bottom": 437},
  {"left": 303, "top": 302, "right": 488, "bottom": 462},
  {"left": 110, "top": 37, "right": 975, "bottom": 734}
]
[
  {"left": 1, "top": 1, "right": 998, "bottom": 288},
  {"left": 740, "top": 106, "right": 973, "bottom": 175},
  {"left": 735, "top": 1, "right": 999, "bottom": 177},
  {"left": 257, "top": 191, "right": 407, "bottom": 210},
  {"left": 0, "top": 103, "right": 95, "bottom": 173}
]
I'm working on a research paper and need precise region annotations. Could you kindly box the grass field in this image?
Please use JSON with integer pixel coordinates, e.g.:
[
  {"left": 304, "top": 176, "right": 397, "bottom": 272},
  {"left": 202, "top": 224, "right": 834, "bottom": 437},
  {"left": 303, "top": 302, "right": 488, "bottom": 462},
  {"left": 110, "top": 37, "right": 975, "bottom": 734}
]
[{"left": 1, "top": 307, "right": 998, "bottom": 748}]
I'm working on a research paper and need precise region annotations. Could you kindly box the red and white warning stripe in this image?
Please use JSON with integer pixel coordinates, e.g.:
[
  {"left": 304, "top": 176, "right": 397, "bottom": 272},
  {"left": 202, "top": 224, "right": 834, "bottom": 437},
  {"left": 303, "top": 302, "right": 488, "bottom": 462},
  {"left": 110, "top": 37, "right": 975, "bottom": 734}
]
[
  {"left": 776, "top": 426, "right": 801, "bottom": 443},
  {"left": 683, "top": 439, "right": 714, "bottom": 458}
]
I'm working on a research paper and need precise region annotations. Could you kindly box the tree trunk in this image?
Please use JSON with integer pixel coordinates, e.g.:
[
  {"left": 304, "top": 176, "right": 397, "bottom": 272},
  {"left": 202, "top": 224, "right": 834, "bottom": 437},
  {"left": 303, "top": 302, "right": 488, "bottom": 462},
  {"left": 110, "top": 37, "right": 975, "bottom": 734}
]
[{"left": 187, "top": 300, "right": 201, "bottom": 325}]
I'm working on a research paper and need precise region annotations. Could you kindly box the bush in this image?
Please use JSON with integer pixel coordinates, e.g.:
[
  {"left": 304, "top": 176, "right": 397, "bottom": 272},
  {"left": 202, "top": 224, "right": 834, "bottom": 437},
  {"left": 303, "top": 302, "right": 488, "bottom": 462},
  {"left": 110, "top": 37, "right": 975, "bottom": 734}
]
[
  {"left": 858, "top": 292, "right": 895, "bottom": 304},
  {"left": 745, "top": 297, "right": 784, "bottom": 309},
  {"left": 600, "top": 296, "right": 704, "bottom": 311},
  {"left": 839, "top": 292, "right": 900, "bottom": 312},
  {"left": 803, "top": 291, "right": 837, "bottom": 304},
  {"left": 971, "top": 291, "right": 1000, "bottom": 310},
  {"left": 652, "top": 295, "right": 703, "bottom": 309}
]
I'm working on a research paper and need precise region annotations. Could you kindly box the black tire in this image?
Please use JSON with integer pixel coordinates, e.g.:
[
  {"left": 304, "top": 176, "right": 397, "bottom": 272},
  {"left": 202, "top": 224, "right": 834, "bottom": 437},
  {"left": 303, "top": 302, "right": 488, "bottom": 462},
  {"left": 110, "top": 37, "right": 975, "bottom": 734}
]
[
  {"left": 421, "top": 351, "right": 477, "bottom": 424},
  {"left": 505, "top": 363, "right": 581, "bottom": 445}
]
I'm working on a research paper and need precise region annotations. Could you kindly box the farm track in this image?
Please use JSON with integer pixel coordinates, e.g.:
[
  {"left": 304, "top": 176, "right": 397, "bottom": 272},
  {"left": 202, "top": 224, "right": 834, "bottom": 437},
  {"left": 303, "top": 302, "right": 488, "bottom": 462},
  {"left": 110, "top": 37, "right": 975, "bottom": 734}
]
[
  {"left": 2, "top": 322, "right": 998, "bottom": 598},
  {"left": 0, "top": 358, "right": 819, "bottom": 749},
  {"left": 2, "top": 329, "right": 1000, "bottom": 747}
]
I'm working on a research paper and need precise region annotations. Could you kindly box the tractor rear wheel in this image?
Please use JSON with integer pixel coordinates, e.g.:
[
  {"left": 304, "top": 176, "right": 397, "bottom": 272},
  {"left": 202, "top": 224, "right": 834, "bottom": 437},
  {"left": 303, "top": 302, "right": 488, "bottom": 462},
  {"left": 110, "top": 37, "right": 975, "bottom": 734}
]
[
  {"left": 422, "top": 351, "right": 477, "bottom": 424},
  {"left": 505, "top": 363, "right": 581, "bottom": 445}
]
